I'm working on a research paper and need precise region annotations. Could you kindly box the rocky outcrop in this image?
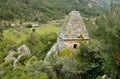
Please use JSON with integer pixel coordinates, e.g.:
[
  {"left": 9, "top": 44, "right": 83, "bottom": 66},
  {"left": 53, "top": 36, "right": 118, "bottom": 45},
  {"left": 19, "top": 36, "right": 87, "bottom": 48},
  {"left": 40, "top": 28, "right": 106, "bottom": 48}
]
[
  {"left": 4, "top": 44, "right": 31, "bottom": 68},
  {"left": 18, "top": 44, "right": 31, "bottom": 55},
  {"left": 14, "top": 54, "right": 23, "bottom": 68},
  {"left": 14, "top": 45, "right": 31, "bottom": 67},
  {"left": 5, "top": 51, "right": 17, "bottom": 62}
]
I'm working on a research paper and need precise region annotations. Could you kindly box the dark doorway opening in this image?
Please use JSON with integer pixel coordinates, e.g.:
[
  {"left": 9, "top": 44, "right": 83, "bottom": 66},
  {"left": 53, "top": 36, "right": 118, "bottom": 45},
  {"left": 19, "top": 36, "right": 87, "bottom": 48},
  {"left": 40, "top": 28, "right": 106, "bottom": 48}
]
[{"left": 73, "top": 44, "right": 77, "bottom": 48}]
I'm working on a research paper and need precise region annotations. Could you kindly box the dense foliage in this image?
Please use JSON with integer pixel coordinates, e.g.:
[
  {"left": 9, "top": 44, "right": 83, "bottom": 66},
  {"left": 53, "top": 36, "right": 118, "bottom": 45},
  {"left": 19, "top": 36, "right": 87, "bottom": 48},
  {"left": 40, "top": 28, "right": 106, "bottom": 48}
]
[
  {"left": 22, "top": 33, "right": 57, "bottom": 60},
  {"left": 94, "top": 4, "right": 120, "bottom": 78},
  {"left": 0, "top": 0, "right": 107, "bottom": 22},
  {"left": 0, "top": 33, "right": 57, "bottom": 78},
  {"left": 83, "top": 3, "right": 120, "bottom": 79},
  {"left": 0, "top": 1, "right": 120, "bottom": 79}
]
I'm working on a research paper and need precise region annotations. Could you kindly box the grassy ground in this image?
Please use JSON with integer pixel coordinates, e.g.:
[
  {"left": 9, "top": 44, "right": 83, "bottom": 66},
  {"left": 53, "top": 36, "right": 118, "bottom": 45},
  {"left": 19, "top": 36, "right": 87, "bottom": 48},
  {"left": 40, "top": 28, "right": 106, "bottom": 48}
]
[
  {"left": 29, "top": 22, "right": 60, "bottom": 35},
  {"left": 3, "top": 22, "right": 60, "bottom": 43}
]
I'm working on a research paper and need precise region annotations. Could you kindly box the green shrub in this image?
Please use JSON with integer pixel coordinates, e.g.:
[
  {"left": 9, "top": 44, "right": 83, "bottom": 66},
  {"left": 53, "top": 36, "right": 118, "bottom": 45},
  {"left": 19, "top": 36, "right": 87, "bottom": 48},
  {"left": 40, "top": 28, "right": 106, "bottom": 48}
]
[
  {"left": 19, "top": 55, "right": 32, "bottom": 66},
  {"left": 32, "top": 28, "right": 35, "bottom": 32},
  {"left": 78, "top": 34, "right": 83, "bottom": 38},
  {"left": 26, "top": 24, "right": 32, "bottom": 28},
  {"left": 96, "top": 76, "right": 101, "bottom": 79},
  {"left": 59, "top": 48, "right": 72, "bottom": 56},
  {"left": 26, "top": 61, "right": 52, "bottom": 79},
  {"left": 26, "top": 56, "right": 38, "bottom": 65},
  {"left": 13, "top": 53, "right": 19, "bottom": 58}
]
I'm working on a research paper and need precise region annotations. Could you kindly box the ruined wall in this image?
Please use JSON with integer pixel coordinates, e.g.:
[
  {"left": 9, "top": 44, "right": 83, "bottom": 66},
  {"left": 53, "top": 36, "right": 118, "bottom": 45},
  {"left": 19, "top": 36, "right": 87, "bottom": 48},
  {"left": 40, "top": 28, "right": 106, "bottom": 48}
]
[
  {"left": 64, "top": 39, "right": 89, "bottom": 49},
  {"left": 56, "top": 36, "right": 65, "bottom": 52},
  {"left": 45, "top": 11, "right": 90, "bottom": 60},
  {"left": 64, "top": 40, "right": 80, "bottom": 48}
]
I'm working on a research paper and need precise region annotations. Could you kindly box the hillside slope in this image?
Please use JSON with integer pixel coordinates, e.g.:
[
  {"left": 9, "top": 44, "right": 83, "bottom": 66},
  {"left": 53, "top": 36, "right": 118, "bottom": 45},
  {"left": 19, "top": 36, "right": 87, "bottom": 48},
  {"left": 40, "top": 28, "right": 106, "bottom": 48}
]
[{"left": 0, "top": 0, "right": 109, "bottom": 22}]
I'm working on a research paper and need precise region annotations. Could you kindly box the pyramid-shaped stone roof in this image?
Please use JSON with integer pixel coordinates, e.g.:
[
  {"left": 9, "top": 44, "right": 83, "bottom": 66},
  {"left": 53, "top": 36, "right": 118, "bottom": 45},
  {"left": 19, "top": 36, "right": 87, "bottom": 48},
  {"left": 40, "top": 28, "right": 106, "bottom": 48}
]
[{"left": 59, "top": 11, "right": 89, "bottom": 40}]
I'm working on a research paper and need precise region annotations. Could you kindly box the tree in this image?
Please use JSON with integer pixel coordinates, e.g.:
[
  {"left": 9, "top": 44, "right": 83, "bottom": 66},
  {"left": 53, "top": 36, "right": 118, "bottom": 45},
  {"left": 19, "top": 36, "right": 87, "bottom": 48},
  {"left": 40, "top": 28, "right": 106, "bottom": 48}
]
[
  {"left": 26, "top": 61, "right": 52, "bottom": 79},
  {"left": 94, "top": 3, "right": 120, "bottom": 79},
  {"left": 26, "top": 24, "right": 32, "bottom": 28},
  {"left": 22, "top": 33, "right": 57, "bottom": 60},
  {"left": 76, "top": 40, "right": 103, "bottom": 79},
  {"left": 47, "top": 54, "right": 81, "bottom": 79},
  {"left": 2, "top": 65, "right": 48, "bottom": 79}
]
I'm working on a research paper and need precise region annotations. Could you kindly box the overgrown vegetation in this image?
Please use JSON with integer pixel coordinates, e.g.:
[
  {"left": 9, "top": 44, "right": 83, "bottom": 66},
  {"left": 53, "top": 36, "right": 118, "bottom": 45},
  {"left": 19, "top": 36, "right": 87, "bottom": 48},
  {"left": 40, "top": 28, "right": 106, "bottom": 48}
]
[
  {"left": 0, "top": 0, "right": 107, "bottom": 22},
  {"left": 0, "top": 1, "right": 120, "bottom": 79},
  {"left": 3, "top": 22, "right": 60, "bottom": 43}
]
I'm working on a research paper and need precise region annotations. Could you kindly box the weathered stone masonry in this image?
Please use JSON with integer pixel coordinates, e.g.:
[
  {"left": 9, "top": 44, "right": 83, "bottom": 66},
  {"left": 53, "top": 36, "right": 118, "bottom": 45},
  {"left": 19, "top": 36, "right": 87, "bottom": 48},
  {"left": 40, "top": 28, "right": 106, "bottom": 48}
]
[{"left": 45, "top": 11, "right": 90, "bottom": 60}]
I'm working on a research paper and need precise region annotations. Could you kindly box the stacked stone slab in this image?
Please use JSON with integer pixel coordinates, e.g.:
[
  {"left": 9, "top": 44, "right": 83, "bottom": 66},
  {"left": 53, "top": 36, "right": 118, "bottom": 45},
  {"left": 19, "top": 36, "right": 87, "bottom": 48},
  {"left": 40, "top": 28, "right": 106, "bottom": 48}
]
[
  {"left": 57, "top": 11, "right": 89, "bottom": 51},
  {"left": 45, "top": 11, "right": 89, "bottom": 60},
  {"left": 59, "top": 11, "right": 89, "bottom": 39}
]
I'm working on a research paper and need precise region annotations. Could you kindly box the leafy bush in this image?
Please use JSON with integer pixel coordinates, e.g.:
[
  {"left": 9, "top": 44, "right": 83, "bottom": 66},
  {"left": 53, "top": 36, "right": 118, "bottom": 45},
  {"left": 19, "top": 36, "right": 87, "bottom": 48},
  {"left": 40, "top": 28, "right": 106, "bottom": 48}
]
[
  {"left": 32, "top": 28, "right": 36, "bottom": 32},
  {"left": 13, "top": 53, "right": 19, "bottom": 59},
  {"left": 22, "top": 33, "right": 57, "bottom": 60},
  {"left": 26, "top": 61, "right": 52, "bottom": 79},
  {"left": 59, "top": 48, "right": 72, "bottom": 56},
  {"left": 78, "top": 34, "right": 83, "bottom": 39},
  {"left": 76, "top": 40, "right": 103, "bottom": 79},
  {"left": 26, "top": 24, "right": 32, "bottom": 28},
  {"left": 2, "top": 65, "right": 48, "bottom": 79},
  {"left": 19, "top": 55, "right": 32, "bottom": 66}
]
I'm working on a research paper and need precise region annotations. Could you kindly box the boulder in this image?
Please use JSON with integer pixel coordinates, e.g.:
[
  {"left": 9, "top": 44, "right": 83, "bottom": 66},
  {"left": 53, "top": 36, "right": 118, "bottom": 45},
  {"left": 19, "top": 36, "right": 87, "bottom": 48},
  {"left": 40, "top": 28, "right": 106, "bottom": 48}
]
[
  {"left": 5, "top": 51, "right": 17, "bottom": 62},
  {"left": 14, "top": 44, "right": 31, "bottom": 67},
  {"left": 4, "top": 44, "right": 31, "bottom": 67},
  {"left": 18, "top": 44, "right": 31, "bottom": 55}
]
